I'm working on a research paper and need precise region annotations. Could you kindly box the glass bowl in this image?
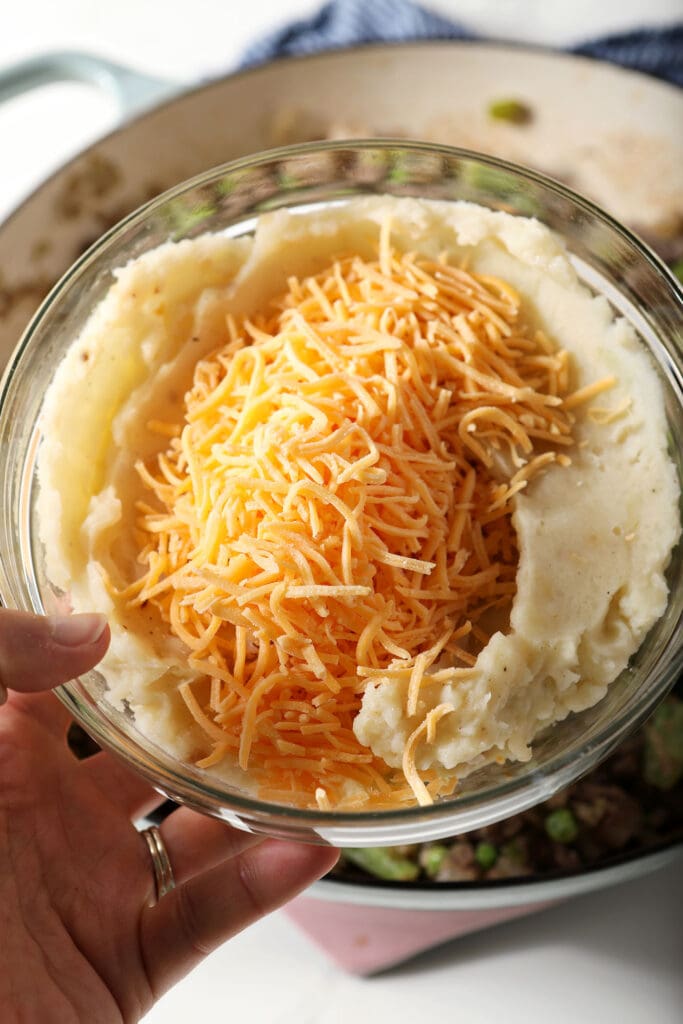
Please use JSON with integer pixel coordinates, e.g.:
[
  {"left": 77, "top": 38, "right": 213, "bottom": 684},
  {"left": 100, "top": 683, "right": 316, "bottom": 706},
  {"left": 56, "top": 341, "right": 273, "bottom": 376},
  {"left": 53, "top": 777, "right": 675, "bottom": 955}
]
[{"left": 0, "top": 141, "right": 681, "bottom": 847}]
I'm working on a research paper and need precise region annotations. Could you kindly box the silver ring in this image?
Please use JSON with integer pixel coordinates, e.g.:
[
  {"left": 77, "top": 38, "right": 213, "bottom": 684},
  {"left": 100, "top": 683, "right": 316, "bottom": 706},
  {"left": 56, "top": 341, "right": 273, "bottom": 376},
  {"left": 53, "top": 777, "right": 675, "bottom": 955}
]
[{"left": 141, "top": 825, "right": 176, "bottom": 904}]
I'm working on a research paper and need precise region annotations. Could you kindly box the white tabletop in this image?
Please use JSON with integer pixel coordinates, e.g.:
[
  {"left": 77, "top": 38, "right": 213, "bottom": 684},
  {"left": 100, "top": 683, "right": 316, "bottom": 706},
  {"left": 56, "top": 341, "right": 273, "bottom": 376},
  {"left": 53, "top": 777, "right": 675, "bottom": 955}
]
[{"left": 2, "top": 3, "right": 681, "bottom": 1022}]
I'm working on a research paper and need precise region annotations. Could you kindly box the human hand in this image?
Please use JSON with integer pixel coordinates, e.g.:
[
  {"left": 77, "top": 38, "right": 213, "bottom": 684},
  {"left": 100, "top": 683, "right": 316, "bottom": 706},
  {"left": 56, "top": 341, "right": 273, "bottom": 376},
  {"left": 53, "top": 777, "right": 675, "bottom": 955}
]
[{"left": 0, "top": 610, "right": 338, "bottom": 1023}]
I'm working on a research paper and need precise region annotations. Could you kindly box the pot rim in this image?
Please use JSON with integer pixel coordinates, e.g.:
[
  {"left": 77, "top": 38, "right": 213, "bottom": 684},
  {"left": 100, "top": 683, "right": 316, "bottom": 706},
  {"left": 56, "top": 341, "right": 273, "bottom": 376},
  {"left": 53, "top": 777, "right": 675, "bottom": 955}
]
[
  {"left": 309, "top": 841, "right": 683, "bottom": 908},
  {"left": 2, "top": 36, "right": 682, "bottom": 242}
]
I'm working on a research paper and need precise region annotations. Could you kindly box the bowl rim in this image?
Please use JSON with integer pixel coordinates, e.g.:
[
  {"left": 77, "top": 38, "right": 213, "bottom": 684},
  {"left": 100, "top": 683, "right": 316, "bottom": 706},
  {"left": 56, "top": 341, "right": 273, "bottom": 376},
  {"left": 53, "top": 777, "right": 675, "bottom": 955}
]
[{"left": 1, "top": 139, "right": 682, "bottom": 839}]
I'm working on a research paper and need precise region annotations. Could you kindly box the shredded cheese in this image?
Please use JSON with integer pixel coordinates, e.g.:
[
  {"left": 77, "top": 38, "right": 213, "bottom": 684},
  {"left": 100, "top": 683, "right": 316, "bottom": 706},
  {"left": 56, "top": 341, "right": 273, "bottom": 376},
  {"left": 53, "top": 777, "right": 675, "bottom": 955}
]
[{"left": 122, "top": 229, "right": 597, "bottom": 809}]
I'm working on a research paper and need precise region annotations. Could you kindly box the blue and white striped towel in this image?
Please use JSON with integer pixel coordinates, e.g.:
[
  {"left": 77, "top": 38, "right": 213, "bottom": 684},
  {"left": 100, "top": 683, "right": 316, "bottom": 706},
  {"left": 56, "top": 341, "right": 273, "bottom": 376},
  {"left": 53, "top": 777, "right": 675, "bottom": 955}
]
[{"left": 241, "top": 0, "right": 683, "bottom": 87}]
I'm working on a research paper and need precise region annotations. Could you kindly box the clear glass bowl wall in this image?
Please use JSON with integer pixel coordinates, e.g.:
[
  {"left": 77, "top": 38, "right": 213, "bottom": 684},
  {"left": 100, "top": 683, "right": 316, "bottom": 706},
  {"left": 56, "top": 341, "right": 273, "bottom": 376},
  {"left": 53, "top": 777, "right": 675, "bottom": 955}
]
[{"left": 0, "top": 142, "right": 681, "bottom": 846}]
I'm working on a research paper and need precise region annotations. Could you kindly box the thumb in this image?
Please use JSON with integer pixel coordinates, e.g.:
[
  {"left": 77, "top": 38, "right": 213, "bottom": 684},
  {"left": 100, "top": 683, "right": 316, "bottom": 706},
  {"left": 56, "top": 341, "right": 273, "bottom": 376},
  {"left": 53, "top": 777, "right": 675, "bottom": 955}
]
[{"left": 0, "top": 609, "right": 110, "bottom": 702}]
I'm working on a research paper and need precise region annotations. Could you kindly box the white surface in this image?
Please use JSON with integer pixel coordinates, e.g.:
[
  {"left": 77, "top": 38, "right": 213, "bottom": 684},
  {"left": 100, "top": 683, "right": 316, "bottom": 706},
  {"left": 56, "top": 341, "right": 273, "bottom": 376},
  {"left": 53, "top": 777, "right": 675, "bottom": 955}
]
[
  {"left": 142, "top": 861, "right": 683, "bottom": 1024},
  {"left": 1, "top": 3, "right": 681, "bottom": 1023}
]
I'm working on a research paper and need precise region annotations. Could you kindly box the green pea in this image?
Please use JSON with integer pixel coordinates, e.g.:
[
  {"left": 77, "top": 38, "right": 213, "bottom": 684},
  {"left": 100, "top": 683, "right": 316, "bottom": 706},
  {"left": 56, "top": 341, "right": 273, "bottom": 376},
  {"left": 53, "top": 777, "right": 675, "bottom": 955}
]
[
  {"left": 487, "top": 99, "right": 533, "bottom": 125},
  {"left": 545, "top": 808, "right": 579, "bottom": 843},
  {"left": 474, "top": 841, "right": 498, "bottom": 870},
  {"left": 420, "top": 844, "right": 450, "bottom": 877}
]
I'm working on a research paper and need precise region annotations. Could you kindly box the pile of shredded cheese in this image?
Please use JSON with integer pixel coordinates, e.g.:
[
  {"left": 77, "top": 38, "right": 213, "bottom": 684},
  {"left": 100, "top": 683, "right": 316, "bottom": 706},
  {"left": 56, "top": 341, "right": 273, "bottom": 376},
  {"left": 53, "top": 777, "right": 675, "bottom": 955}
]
[{"left": 120, "top": 226, "right": 603, "bottom": 810}]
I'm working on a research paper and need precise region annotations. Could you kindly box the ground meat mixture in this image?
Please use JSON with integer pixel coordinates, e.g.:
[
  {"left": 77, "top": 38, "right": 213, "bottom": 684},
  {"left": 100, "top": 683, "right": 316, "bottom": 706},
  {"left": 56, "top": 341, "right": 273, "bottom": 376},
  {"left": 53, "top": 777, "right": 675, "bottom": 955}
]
[{"left": 337, "top": 689, "right": 683, "bottom": 884}]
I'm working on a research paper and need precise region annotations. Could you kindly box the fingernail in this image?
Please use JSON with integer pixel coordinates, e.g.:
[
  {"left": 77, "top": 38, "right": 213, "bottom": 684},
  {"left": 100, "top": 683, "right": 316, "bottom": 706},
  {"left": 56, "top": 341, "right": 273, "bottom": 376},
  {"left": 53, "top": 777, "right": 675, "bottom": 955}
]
[{"left": 48, "top": 613, "right": 108, "bottom": 647}]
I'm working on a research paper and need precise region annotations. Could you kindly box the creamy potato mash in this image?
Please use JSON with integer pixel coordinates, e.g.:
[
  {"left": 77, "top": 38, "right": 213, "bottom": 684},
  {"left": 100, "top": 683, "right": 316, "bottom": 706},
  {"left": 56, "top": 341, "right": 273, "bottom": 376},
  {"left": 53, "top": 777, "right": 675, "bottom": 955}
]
[{"left": 38, "top": 198, "right": 680, "bottom": 798}]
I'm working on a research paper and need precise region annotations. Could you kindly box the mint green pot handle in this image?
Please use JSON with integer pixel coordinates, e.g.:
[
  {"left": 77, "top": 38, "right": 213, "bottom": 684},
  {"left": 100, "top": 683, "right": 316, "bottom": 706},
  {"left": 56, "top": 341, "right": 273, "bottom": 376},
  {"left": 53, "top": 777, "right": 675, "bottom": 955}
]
[{"left": 0, "top": 50, "right": 179, "bottom": 116}]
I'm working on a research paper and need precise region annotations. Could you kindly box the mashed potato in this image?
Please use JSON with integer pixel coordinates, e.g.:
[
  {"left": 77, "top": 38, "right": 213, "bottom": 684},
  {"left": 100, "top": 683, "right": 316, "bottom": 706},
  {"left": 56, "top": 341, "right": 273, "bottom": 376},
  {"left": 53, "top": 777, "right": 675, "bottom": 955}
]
[{"left": 37, "top": 197, "right": 680, "bottom": 806}]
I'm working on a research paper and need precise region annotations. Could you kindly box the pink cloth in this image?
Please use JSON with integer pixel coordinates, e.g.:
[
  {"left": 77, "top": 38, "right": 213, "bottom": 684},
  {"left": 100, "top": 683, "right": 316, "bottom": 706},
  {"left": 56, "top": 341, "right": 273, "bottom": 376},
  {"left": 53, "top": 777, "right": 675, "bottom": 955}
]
[{"left": 286, "top": 895, "right": 557, "bottom": 974}]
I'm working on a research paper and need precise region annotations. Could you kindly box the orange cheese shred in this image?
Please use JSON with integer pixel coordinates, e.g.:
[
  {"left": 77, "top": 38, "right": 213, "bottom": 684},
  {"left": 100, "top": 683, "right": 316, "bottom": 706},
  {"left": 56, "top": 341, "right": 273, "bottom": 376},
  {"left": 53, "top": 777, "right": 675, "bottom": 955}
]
[{"left": 123, "top": 228, "right": 593, "bottom": 809}]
